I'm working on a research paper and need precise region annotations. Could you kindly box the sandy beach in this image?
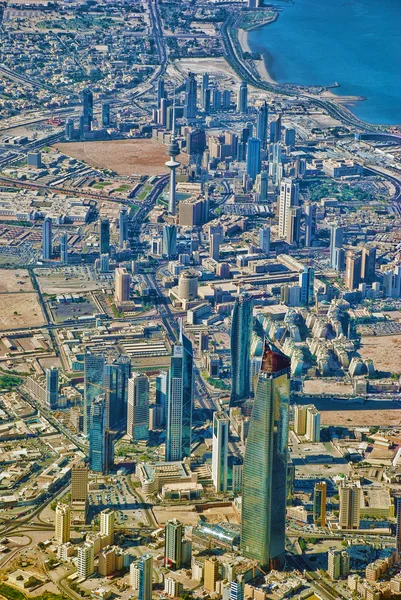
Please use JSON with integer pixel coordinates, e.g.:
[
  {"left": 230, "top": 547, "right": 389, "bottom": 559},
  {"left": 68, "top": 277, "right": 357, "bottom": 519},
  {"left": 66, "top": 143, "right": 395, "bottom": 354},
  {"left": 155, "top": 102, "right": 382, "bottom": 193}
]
[{"left": 238, "top": 27, "right": 276, "bottom": 85}]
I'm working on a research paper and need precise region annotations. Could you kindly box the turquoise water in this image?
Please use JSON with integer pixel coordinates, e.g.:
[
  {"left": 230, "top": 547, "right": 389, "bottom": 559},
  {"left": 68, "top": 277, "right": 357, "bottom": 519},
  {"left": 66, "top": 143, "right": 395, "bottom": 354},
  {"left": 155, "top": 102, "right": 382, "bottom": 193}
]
[{"left": 248, "top": 0, "right": 401, "bottom": 125}]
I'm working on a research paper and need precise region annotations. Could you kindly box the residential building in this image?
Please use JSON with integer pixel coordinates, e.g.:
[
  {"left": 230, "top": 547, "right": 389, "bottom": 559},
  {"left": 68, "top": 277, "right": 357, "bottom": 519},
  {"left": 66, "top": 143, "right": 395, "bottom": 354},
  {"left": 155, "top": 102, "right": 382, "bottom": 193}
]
[
  {"left": 114, "top": 267, "right": 131, "bottom": 302},
  {"left": 306, "top": 405, "right": 320, "bottom": 442},
  {"left": 100, "top": 509, "right": 115, "bottom": 545},
  {"left": 278, "top": 178, "right": 299, "bottom": 240},
  {"left": 339, "top": 480, "right": 361, "bottom": 530},
  {"left": 77, "top": 543, "right": 95, "bottom": 578},
  {"left": 55, "top": 503, "right": 70, "bottom": 545},
  {"left": 204, "top": 557, "right": 220, "bottom": 592},
  {"left": 138, "top": 554, "right": 153, "bottom": 600}
]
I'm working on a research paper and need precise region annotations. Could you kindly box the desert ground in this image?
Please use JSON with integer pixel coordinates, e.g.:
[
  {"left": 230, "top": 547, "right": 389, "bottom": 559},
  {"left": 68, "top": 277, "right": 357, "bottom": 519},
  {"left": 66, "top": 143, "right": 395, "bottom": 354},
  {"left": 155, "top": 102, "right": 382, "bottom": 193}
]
[
  {"left": 0, "top": 293, "right": 46, "bottom": 331},
  {"left": 320, "top": 408, "right": 401, "bottom": 427},
  {"left": 0, "top": 269, "right": 33, "bottom": 293},
  {"left": 359, "top": 334, "right": 401, "bottom": 374},
  {"left": 55, "top": 138, "right": 188, "bottom": 176}
]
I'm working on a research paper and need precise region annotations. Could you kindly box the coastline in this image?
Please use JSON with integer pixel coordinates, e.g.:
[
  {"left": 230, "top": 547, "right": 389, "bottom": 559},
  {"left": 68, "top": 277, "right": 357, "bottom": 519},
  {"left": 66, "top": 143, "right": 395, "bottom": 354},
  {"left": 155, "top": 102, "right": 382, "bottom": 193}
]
[{"left": 238, "top": 27, "right": 277, "bottom": 86}]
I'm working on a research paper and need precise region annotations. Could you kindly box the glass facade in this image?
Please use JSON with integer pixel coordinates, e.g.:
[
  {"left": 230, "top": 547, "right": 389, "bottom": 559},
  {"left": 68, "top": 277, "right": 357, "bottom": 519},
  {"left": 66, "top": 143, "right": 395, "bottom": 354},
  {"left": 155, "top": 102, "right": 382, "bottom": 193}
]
[
  {"left": 230, "top": 293, "right": 253, "bottom": 406},
  {"left": 241, "top": 341, "right": 290, "bottom": 569},
  {"left": 84, "top": 352, "right": 105, "bottom": 435},
  {"left": 89, "top": 397, "right": 107, "bottom": 473}
]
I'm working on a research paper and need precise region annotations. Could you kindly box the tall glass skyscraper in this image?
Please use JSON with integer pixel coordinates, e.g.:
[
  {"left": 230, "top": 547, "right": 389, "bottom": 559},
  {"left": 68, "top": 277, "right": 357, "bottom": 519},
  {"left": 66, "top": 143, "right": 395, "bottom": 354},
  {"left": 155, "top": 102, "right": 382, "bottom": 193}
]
[
  {"left": 42, "top": 217, "right": 52, "bottom": 260},
  {"left": 84, "top": 352, "right": 105, "bottom": 435},
  {"left": 46, "top": 366, "right": 59, "bottom": 409},
  {"left": 138, "top": 554, "right": 153, "bottom": 600},
  {"left": 230, "top": 293, "right": 253, "bottom": 406},
  {"left": 212, "top": 412, "right": 229, "bottom": 493},
  {"left": 166, "top": 330, "right": 193, "bottom": 461},
  {"left": 246, "top": 137, "right": 262, "bottom": 182},
  {"left": 183, "top": 72, "right": 197, "bottom": 121},
  {"left": 256, "top": 101, "right": 269, "bottom": 147},
  {"left": 104, "top": 356, "right": 131, "bottom": 430},
  {"left": 241, "top": 340, "right": 291, "bottom": 569},
  {"left": 89, "top": 397, "right": 108, "bottom": 473},
  {"left": 164, "top": 519, "right": 183, "bottom": 570},
  {"left": 100, "top": 218, "right": 110, "bottom": 255}
]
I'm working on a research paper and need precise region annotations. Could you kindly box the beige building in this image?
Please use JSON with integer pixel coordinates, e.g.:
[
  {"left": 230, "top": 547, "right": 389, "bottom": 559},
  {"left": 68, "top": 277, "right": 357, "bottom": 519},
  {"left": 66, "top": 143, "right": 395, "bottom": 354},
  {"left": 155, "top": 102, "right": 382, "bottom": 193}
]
[
  {"left": 339, "top": 480, "right": 361, "bottom": 530},
  {"left": 294, "top": 405, "right": 307, "bottom": 435},
  {"left": 98, "top": 547, "right": 116, "bottom": 577},
  {"left": 55, "top": 503, "right": 70, "bottom": 545},
  {"left": 71, "top": 464, "right": 88, "bottom": 503},
  {"left": 100, "top": 509, "right": 115, "bottom": 545},
  {"left": 114, "top": 267, "right": 131, "bottom": 302},
  {"left": 204, "top": 557, "right": 220, "bottom": 592}
]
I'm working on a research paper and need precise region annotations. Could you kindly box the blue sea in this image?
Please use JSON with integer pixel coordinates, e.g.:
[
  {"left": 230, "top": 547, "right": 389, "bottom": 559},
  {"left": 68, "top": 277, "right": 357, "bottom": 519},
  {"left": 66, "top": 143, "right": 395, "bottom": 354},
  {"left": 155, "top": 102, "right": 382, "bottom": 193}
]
[{"left": 248, "top": 0, "right": 401, "bottom": 125}]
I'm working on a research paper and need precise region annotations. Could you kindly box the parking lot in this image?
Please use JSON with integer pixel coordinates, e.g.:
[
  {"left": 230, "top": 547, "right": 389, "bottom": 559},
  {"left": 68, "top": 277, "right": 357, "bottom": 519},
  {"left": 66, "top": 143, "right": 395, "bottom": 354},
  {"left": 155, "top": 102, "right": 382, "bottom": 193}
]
[{"left": 88, "top": 478, "right": 148, "bottom": 528}]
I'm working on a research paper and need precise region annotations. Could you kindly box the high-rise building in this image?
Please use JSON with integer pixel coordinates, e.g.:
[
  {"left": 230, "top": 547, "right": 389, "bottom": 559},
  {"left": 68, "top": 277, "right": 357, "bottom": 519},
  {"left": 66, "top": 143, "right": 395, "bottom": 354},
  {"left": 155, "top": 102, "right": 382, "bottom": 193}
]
[
  {"left": 162, "top": 224, "right": 177, "bottom": 258},
  {"left": 361, "top": 245, "right": 376, "bottom": 284},
  {"left": 103, "top": 355, "right": 131, "bottom": 430},
  {"left": 166, "top": 330, "right": 193, "bottom": 461},
  {"left": 212, "top": 412, "right": 229, "bottom": 493},
  {"left": 259, "top": 226, "right": 270, "bottom": 255},
  {"left": 299, "top": 267, "right": 314, "bottom": 306},
  {"left": 256, "top": 101, "right": 269, "bottom": 147},
  {"left": 294, "top": 405, "right": 307, "bottom": 436},
  {"left": 237, "top": 81, "right": 248, "bottom": 114},
  {"left": 60, "top": 232, "right": 68, "bottom": 264},
  {"left": 78, "top": 543, "right": 94, "bottom": 578},
  {"left": 46, "top": 366, "right": 59, "bottom": 409},
  {"left": 138, "top": 554, "right": 153, "bottom": 600},
  {"left": 328, "top": 549, "right": 350, "bottom": 580},
  {"left": 119, "top": 208, "right": 129, "bottom": 250},
  {"left": 286, "top": 206, "right": 301, "bottom": 244},
  {"left": 246, "top": 137, "right": 261, "bottom": 182},
  {"left": 100, "top": 218, "right": 110, "bottom": 254},
  {"left": 345, "top": 251, "right": 362, "bottom": 290},
  {"left": 210, "top": 232, "right": 221, "bottom": 261},
  {"left": 213, "top": 88, "right": 222, "bottom": 111},
  {"left": 230, "top": 293, "right": 253, "bottom": 406},
  {"left": 155, "top": 371, "right": 168, "bottom": 425},
  {"left": 241, "top": 341, "right": 291, "bottom": 569},
  {"left": 114, "top": 267, "right": 131, "bottom": 303},
  {"left": 82, "top": 89, "right": 93, "bottom": 131},
  {"left": 98, "top": 547, "right": 116, "bottom": 577},
  {"left": 55, "top": 503, "right": 70, "bottom": 545},
  {"left": 230, "top": 576, "right": 244, "bottom": 600},
  {"left": 255, "top": 171, "right": 268, "bottom": 201},
  {"left": 83, "top": 351, "right": 105, "bottom": 435},
  {"left": 394, "top": 493, "right": 401, "bottom": 554},
  {"left": 71, "top": 464, "right": 88, "bottom": 504},
  {"left": 278, "top": 178, "right": 299, "bottom": 239},
  {"left": 184, "top": 73, "right": 197, "bottom": 121},
  {"left": 42, "top": 217, "right": 52, "bottom": 260},
  {"left": 382, "top": 266, "right": 401, "bottom": 298},
  {"left": 204, "top": 557, "right": 220, "bottom": 592},
  {"left": 201, "top": 73, "right": 209, "bottom": 109},
  {"left": 306, "top": 405, "right": 320, "bottom": 442},
  {"left": 269, "top": 113, "right": 282, "bottom": 143},
  {"left": 127, "top": 373, "right": 149, "bottom": 441},
  {"left": 157, "top": 78, "right": 165, "bottom": 107},
  {"left": 164, "top": 519, "right": 183, "bottom": 570},
  {"left": 89, "top": 397, "right": 112, "bottom": 474},
  {"left": 101, "top": 102, "right": 110, "bottom": 127},
  {"left": 339, "top": 480, "right": 361, "bottom": 530},
  {"left": 100, "top": 508, "right": 115, "bottom": 545},
  {"left": 329, "top": 225, "right": 344, "bottom": 269},
  {"left": 284, "top": 128, "right": 296, "bottom": 147},
  {"left": 313, "top": 482, "right": 327, "bottom": 528},
  {"left": 304, "top": 202, "right": 316, "bottom": 247}
]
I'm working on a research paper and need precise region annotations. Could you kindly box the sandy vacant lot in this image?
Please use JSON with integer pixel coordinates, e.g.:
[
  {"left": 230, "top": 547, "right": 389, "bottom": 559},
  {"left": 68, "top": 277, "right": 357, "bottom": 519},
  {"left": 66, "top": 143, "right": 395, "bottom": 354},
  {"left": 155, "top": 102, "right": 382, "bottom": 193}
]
[
  {"left": 320, "top": 408, "right": 401, "bottom": 427},
  {"left": 0, "top": 269, "right": 33, "bottom": 293},
  {"left": 359, "top": 335, "right": 401, "bottom": 374},
  {"left": 303, "top": 379, "right": 353, "bottom": 395},
  {"left": 36, "top": 271, "right": 102, "bottom": 295},
  {"left": 55, "top": 139, "right": 185, "bottom": 176},
  {"left": 0, "top": 293, "right": 46, "bottom": 331}
]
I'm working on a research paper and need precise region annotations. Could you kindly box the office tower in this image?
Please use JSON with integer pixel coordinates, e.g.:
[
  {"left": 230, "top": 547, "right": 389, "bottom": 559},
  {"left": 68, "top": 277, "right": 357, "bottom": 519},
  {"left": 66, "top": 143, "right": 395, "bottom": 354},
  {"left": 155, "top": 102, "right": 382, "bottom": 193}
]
[
  {"left": 45, "top": 366, "right": 58, "bottom": 409},
  {"left": 329, "top": 225, "right": 344, "bottom": 269},
  {"left": 270, "top": 113, "right": 282, "bottom": 143},
  {"left": 256, "top": 101, "right": 269, "bottom": 147},
  {"left": 299, "top": 267, "right": 314, "bottom": 306},
  {"left": 138, "top": 554, "right": 153, "bottom": 600},
  {"left": 78, "top": 543, "right": 95, "bottom": 578},
  {"left": 237, "top": 81, "right": 248, "bottom": 114},
  {"left": 186, "top": 129, "right": 206, "bottom": 157},
  {"left": 71, "top": 464, "right": 88, "bottom": 504},
  {"left": 278, "top": 178, "right": 299, "bottom": 239},
  {"left": 166, "top": 329, "right": 193, "bottom": 461},
  {"left": 394, "top": 493, "right": 401, "bottom": 554},
  {"left": 184, "top": 72, "right": 197, "bottom": 121},
  {"left": 89, "top": 397, "right": 112, "bottom": 474},
  {"left": 286, "top": 206, "right": 302, "bottom": 244},
  {"left": 203, "top": 88, "right": 211, "bottom": 114},
  {"left": 164, "top": 519, "right": 183, "bottom": 570},
  {"left": 42, "top": 217, "right": 52, "bottom": 260},
  {"left": 223, "top": 89, "right": 231, "bottom": 109},
  {"left": 101, "top": 102, "right": 110, "bottom": 128},
  {"left": 213, "top": 88, "right": 222, "bottom": 111},
  {"left": 158, "top": 97, "right": 168, "bottom": 126},
  {"left": 259, "top": 226, "right": 270, "bottom": 255},
  {"left": 103, "top": 355, "right": 130, "bottom": 430},
  {"left": 162, "top": 224, "right": 177, "bottom": 259},
  {"left": 114, "top": 267, "right": 131, "bottom": 303},
  {"left": 304, "top": 202, "right": 316, "bottom": 246},
  {"left": 100, "top": 218, "right": 110, "bottom": 254},
  {"left": 127, "top": 373, "right": 149, "bottom": 441},
  {"left": 383, "top": 267, "right": 401, "bottom": 298},
  {"left": 83, "top": 351, "right": 105, "bottom": 435},
  {"left": 210, "top": 232, "right": 221, "bottom": 261},
  {"left": 55, "top": 503, "right": 70, "bottom": 545},
  {"left": 246, "top": 137, "right": 261, "bottom": 182},
  {"left": 256, "top": 170, "right": 268, "bottom": 201},
  {"left": 269, "top": 141, "right": 283, "bottom": 187},
  {"left": 284, "top": 128, "right": 296, "bottom": 147},
  {"left": 65, "top": 119, "right": 74, "bottom": 140},
  {"left": 204, "top": 557, "right": 220, "bottom": 592},
  {"left": 60, "top": 232, "right": 68, "bottom": 264},
  {"left": 313, "top": 481, "right": 327, "bottom": 527},
  {"left": 345, "top": 251, "right": 362, "bottom": 290},
  {"left": 361, "top": 245, "right": 376, "bottom": 284},
  {"left": 241, "top": 341, "right": 291, "bottom": 569},
  {"left": 155, "top": 371, "right": 168, "bottom": 425},
  {"left": 27, "top": 150, "right": 42, "bottom": 168},
  {"left": 339, "top": 480, "right": 361, "bottom": 530},
  {"left": 157, "top": 78, "right": 165, "bottom": 107},
  {"left": 82, "top": 88, "right": 93, "bottom": 131},
  {"left": 201, "top": 73, "right": 209, "bottom": 109},
  {"left": 119, "top": 208, "right": 129, "bottom": 250},
  {"left": 100, "top": 508, "right": 115, "bottom": 545},
  {"left": 212, "top": 412, "right": 229, "bottom": 493},
  {"left": 306, "top": 405, "right": 320, "bottom": 442},
  {"left": 230, "top": 576, "right": 244, "bottom": 600},
  {"left": 230, "top": 293, "right": 253, "bottom": 406}
]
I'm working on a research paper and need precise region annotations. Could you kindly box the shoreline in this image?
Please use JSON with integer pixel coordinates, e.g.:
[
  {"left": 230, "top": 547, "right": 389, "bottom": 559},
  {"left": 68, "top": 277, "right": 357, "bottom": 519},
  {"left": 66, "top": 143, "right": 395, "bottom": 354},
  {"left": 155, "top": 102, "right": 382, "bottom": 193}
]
[{"left": 238, "top": 27, "right": 277, "bottom": 86}]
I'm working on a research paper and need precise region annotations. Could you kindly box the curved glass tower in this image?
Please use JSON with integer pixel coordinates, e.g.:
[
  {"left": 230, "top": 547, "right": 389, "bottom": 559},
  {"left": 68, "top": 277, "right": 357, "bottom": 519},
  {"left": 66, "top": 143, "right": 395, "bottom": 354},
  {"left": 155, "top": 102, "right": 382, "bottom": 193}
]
[
  {"left": 241, "top": 340, "right": 290, "bottom": 569},
  {"left": 230, "top": 293, "right": 253, "bottom": 406}
]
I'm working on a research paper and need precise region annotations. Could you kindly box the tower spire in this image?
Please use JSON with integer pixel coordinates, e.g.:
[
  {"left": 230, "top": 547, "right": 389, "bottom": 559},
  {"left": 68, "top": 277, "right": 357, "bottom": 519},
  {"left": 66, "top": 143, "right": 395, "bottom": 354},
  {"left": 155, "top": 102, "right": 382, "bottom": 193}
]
[{"left": 166, "top": 87, "right": 181, "bottom": 216}]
